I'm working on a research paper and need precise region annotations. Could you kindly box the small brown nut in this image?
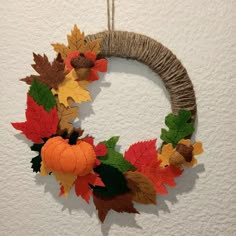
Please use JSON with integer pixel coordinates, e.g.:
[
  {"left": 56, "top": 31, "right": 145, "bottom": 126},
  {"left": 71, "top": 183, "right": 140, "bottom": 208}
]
[
  {"left": 169, "top": 152, "right": 185, "bottom": 166},
  {"left": 176, "top": 143, "right": 193, "bottom": 162}
]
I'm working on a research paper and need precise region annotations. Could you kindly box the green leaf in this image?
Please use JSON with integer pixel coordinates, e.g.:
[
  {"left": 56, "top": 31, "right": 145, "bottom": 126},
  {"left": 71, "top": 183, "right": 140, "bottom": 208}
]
[
  {"left": 29, "top": 79, "right": 56, "bottom": 112},
  {"left": 99, "top": 137, "right": 137, "bottom": 172},
  {"left": 103, "top": 136, "right": 119, "bottom": 149},
  {"left": 160, "top": 110, "right": 195, "bottom": 147},
  {"left": 92, "top": 164, "right": 129, "bottom": 197}
]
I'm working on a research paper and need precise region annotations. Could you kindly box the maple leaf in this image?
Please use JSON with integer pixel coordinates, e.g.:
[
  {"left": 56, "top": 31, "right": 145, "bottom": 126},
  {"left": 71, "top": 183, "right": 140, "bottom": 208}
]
[
  {"left": 56, "top": 98, "right": 79, "bottom": 134},
  {"left": 92, "top": 164, "right": 129, "bottom": 197},
  {"left": 12, "top": 94, "right": 58, "bottom": 143},
  {"left": 125, "top": 171, "right": 156, "bottom": 205},
  {"left": 21, "top": 53, "right": 65, "bottom": 89},
  {"left": 140, "top": 160, "right": 183, "bottom": 194},
  {"left": 52, "top": 25, "right": 100, "bottom": 60},
  {"left": 161, "top": 110, "right": 195, "bottom": 147},
  {"left": 74, "top": 173, "right": 104, "bottom": 203},
  {"left": 52, "top": 69, "right": 91, "bottom": 107},
  {"left": 29, "top": 79, "right": 56, "bottom": 112},
  {"left": 124, "top": 139, "right": 157, "bottom": 170},
  {"left": 99, "top": 136, "right": 136, "bottom": 173},
  {"left": 93, "top": 192, "right": 139, "bottom": 223}
]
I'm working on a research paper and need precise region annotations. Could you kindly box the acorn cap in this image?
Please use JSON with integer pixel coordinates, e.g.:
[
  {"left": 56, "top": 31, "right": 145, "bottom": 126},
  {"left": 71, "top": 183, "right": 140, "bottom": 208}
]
[{"left": 176, "top": 143, "right": 193, "bottom": 162}]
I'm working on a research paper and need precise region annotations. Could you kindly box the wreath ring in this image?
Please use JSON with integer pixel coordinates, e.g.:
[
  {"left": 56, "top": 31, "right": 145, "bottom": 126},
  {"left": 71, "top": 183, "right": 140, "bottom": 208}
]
[
  {"left": 12, "top": 26, "right": 203, "bottom": 223},
  {"left": 86, "top": 31, "right": 197, "bottom": 117}
]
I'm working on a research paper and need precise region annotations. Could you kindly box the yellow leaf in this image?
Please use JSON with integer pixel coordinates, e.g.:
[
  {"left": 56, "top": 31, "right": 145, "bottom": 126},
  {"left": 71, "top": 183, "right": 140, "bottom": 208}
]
[
  {"left": 86, "top": 39, "right": 101, "bottom": 53},
  {"left": 193, "top": 142, "right": 203, "bottom": 155},
  {"left": 51, "top": 43, "right": 71, "bottom": 60},
  {"left": 67, "top": 25, "right": 86, "bottom": 53},
  {"left": 125, "top": 171, "right": 156, "bottom": 205},
  {"left": 158, "top": 143, "right": 175, "bottom": 167},
  {"left": 56, "top": 98, "right": 79, "bottom": 134},
  {"left": 52, "top": 70, "right": 91, "bottom": 107},
  {"left": 40, "top": 161, "right": 50, "bottom": 176},
  {"left": 53, "top": 171, "right": 77, "bottom": 197},
  {"left": 51, "top": 25, "right": 101, "bottom": 60}
]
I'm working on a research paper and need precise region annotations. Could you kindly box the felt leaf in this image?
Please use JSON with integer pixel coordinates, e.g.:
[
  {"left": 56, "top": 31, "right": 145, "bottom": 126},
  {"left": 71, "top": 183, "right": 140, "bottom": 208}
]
[
  {"left": 124, "top": 139, "right": 157, "bottom": 170},
  {"left": 51, "top": 43, "right": 71, "bottom": 60},
  {"left": 125, "top": 171, "right": 156, "bottom": 205},
  {"left": 140, "top": 160, "right": 183, "bottom": 194},
  {"left": 29, "top": 79, "right": 56, "bottom": 112},
  {"left": 52, "top": 25, "right": 100, "bottom": 60},
  {"left": 56, "top": 98, "right": 79, "bottom": 134},
  {"left": 53, "top": 171, "right": 77, "bottom": 197},
  {"left": 161, "top": 110, "right": 194, "bottom": 147},
  {"left": 92, "top": 164, "right": 129, "bottom": 197},
  {"left": 74, "top": 173, "right": 104, "bottom": 203},
  {"left": 99, "top": 137, "right": 136, "bottom": 173},
  {"left": 93, "top": 192, "right": 139, "bottom": 223},
  {"left": 67, "top": 25, "right": 86, "bottom": 52},
  {"left": 40, "top": 161, "right": 50, "bottom": 176},
  {"left": 94, "top": 143, "right": 107, "bottom": 157},
  {"left": 103, "top": 136, "right": 119, "bottom": 149},
  {"left": 30, "top": 142, "right": 45, "bottom": 172},
  {"left": 21, "top": 53, "right": 65, "bottom": 89},
  {"left": 86, "top": 39, "right": 101, "bottom": 53},
  {"left": 31, "top": 155, "right": 41, "bottom": 173},
  {"left": 52, "top": 70, "right": 91, "bottom": 107},
  {"left": 12, "top": 94, "right": 58, "bottom": 143}
]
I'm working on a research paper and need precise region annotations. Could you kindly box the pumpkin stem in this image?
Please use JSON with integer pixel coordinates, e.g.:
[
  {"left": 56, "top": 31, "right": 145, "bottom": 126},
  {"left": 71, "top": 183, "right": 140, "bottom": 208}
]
[{"left": 69, "top": 131, "right": 79, "bottom": 145}]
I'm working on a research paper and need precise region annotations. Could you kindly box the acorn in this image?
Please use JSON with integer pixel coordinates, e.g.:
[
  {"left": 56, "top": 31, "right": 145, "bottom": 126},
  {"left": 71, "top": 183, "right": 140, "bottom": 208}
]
[
  {"left": 169, "top": 143, "right": 194, "bottom": 166},
  {"left": 70, "top": 53, "right": 95, "bottom": 80}
]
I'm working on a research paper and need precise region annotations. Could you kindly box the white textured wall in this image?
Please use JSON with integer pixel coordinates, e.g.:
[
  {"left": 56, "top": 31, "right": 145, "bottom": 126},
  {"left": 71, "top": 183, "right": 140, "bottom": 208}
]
[{"left": 0, "top": 0, "right": 235, "bottom": 235}]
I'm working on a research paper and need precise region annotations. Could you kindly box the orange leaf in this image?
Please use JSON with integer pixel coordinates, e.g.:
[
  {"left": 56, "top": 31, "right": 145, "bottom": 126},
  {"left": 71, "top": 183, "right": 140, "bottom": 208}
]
[
  {"left": 74, "top": 173, "right": 104, "bottom": 203},
  {"left": 140, "top": 160, "right": 183, "bottom": 194}
]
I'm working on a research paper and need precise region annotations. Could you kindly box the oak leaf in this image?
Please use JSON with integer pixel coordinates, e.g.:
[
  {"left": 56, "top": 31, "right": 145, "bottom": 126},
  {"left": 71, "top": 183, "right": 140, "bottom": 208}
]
[
  {"left": 125, "top": 171, "right": 156, "bottom": 205},
  {"left": 52, "top": 25, "right": 100, "bottom": 60},
  {"left": 161, "top": 110, "right": 195, "bottom": 147},
  {"left": 52, "top": 70, "right": 91, "bottom": 107},
  {"left": 93, "top": 192, "right": 139, "bottom": 223},
  {"left": 21, "top": 53, "right": 65, "bottom": 89}
]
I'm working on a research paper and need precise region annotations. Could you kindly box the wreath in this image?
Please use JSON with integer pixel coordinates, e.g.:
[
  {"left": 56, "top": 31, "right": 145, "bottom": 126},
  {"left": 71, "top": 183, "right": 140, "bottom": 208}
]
[{"left": 12, "top": 25, "right": 203, "bottom": 222}]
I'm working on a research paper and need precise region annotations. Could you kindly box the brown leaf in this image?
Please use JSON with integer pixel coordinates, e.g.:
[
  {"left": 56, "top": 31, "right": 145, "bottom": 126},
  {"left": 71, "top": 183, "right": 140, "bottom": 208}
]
[
  {"left": 21, "top": 53, "right": 65, "bottom": 89},
  {"left": 93, "top": 192, "right": 139, "bottom": 223},
  {"left": 125, "top": 171, "right": 156, "bottom": 205},
  {"left": 56, "top": 98, "right": 79, "bottom": 134}
]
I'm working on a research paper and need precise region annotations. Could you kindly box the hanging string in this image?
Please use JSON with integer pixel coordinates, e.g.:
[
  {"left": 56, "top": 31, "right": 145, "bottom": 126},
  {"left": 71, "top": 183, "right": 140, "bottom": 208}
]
[{"left": 107, "top": 0, "right": 115, "bottom": 31}]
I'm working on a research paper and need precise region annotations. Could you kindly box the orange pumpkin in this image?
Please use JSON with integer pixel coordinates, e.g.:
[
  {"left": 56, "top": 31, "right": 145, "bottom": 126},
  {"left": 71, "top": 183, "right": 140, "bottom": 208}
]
[{"left": 41, "top": 136, "right": 96, "bottom": 176}]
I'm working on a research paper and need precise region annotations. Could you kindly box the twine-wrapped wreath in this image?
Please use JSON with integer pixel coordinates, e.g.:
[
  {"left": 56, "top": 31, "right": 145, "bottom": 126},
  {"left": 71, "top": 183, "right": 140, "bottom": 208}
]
[{"left": 12, "top": 25, "right": 203, "bottom": 223}]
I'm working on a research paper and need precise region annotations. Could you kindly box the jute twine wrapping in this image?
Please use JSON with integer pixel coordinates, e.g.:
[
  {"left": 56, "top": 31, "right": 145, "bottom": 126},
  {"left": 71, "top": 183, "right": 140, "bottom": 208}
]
[{"left": 85, "top": 31, "right": 196, "bottom": 118}]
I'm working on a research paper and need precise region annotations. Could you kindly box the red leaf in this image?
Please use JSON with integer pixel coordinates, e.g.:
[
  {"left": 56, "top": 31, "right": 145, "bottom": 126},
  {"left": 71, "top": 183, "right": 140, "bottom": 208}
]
[
  {"left": 82, "top": 136, "right": 94, "bottom": 146},
  {"left": 93, "top": 192, "right": 139, "bottom": 223},
  {"left": 74, "top": 173, "right": 104, "bottom": 203},
  {"left": 94, "top": 143, "right": 107, "bottom": 157},
  {"left": 124, "top": 139, "right": 157, "bottom": 170},
  {"left": 59, "top": 184, "right": 64, "bottom": 197},
  {"left": 140, "top": 160, "right": 183, "bottom": 194},
  {"left": 12, "top": 94, "right": 58, "bottom": 143}
]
